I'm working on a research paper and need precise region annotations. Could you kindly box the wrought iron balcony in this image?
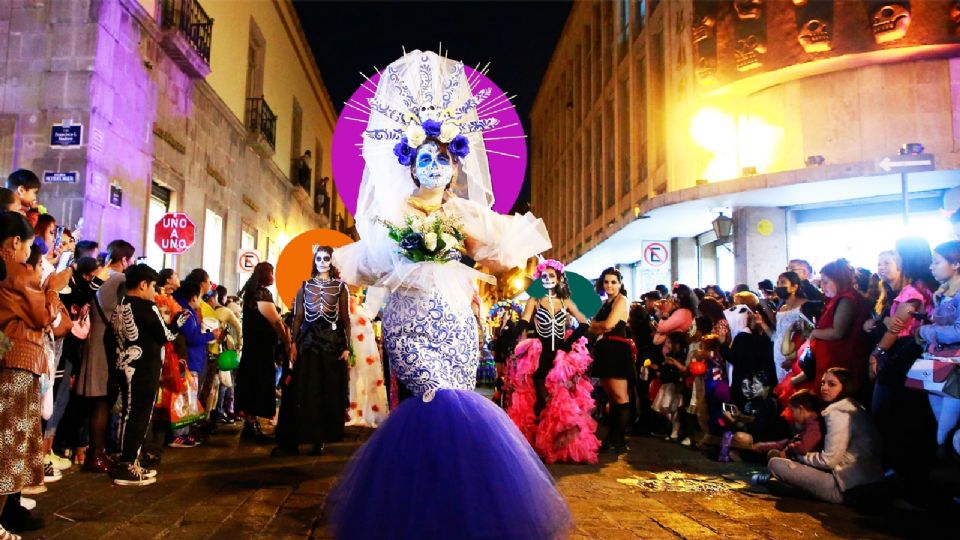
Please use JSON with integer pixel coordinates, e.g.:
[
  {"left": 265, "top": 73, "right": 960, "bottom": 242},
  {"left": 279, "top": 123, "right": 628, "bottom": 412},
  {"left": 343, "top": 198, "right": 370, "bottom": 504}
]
[
  {"left": 246, "top": 96, "right": 277, "bottom": 156},
  {"left": 159, "top": 0, "right": 213, "bottom": 78}
]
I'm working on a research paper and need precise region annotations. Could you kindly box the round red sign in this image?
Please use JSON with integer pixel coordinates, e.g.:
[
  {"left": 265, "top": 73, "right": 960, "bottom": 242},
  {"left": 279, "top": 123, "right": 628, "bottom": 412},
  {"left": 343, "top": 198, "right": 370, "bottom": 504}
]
[{"left": 154, "top": 212, "right": 196, "bottom": 254}]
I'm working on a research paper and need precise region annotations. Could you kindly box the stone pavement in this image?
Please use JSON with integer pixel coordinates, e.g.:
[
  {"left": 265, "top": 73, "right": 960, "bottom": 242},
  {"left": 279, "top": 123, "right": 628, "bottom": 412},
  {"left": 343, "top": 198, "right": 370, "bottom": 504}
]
[{"left": 23, "top": 420, "right": 951, "bottom": 539}]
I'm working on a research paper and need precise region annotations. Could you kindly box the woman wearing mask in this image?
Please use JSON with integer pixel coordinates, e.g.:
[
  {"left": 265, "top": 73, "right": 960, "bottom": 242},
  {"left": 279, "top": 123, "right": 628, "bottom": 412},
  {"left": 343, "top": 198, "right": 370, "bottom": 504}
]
[
  {"left": 772, "top": 272, "right": 808, "bottom": 383},
  {"left": 919, "top": 241, "right": 960, "bottom": 460},
  {"left": 808, "top": 259, "right": 871, "bottom": 397}
]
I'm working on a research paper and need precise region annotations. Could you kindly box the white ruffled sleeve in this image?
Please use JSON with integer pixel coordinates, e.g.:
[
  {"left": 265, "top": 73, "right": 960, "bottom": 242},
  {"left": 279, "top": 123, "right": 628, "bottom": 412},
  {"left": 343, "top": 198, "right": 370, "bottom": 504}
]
[{"left": 445, "top": 197, "right": 552, "bottom": 271}]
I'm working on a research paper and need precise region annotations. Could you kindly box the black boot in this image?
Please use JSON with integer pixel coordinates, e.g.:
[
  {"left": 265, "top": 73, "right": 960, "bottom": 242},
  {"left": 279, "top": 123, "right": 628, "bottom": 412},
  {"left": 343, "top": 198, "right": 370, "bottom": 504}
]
[{"left": 600, "top": 403, "right": 629, "bottom": 454}]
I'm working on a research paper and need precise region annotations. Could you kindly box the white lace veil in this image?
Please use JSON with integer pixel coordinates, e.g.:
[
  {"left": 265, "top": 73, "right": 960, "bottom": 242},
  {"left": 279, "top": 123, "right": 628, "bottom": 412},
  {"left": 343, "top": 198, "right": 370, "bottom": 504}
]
[{"left": 356, "top": 50, "right": 495, "bottom": 233}]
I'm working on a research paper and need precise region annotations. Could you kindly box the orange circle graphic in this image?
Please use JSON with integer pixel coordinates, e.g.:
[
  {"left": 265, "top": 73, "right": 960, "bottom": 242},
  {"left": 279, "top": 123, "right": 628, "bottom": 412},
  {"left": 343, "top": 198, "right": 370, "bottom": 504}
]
[{"left": 275, "top": 229, "right": 355, "bottom": 308}]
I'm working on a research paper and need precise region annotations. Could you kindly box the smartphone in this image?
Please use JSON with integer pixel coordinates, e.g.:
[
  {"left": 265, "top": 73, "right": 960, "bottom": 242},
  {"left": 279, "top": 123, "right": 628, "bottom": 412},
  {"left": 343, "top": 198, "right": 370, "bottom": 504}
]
[
  {"left": 722, "top": 403, "right": 739, "bottom": 415},
  {"left": 53, "top": 225, "right": 64, "bottom": 251},
  {"left": 56, "top": 250, "right": 74, "bottom": 272}
]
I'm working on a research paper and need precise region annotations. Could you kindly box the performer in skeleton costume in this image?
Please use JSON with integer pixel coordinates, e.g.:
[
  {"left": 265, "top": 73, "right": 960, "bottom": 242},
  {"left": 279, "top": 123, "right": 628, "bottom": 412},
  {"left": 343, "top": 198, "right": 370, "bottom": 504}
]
[
  {"left": 327, "top": 50, "right": 570, "bottom": 539},
  {"left": 507, "top": 258, "right": 599, "bottom": 464},
  {"left": 272, "top": 246, "right": 350, "bottom": 457}
]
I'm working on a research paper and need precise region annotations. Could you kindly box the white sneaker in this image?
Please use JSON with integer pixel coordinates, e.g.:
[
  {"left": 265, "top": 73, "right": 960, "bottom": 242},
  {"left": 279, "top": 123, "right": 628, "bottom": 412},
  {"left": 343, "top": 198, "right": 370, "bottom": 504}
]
[
  {"left": 680, "top": 437, "right": 692, "bottom": 447},
  {"left": 46, "top": 452, "right": 72, "bottom": 471},
  {"left": 43, "top": 461, "right": 62, "bottom": 483},
  {"left": 19, "top": 496, "right": 36, "bottom": 511}
]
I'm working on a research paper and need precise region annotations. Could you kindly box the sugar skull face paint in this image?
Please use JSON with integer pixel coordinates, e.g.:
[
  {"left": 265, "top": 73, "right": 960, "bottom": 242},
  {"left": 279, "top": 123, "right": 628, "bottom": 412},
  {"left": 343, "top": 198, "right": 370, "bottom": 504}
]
[
  {"left": 541, "top": 268, "right": 557, "bottom": 290},
  {"left": 414, "top": 141, "right": 454, "bottom": 189},
  {"left": 315, "top": 249, "right": 332, "bottom": 275}
]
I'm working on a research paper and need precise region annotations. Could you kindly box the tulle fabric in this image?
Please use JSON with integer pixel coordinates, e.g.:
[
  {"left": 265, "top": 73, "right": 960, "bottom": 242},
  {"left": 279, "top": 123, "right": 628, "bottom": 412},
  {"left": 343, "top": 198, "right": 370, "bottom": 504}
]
[
  {"left": 506, "top": 338, "right": 599, "bottom": 464},
  {"left": 505, "top": 339, "right": 540, "bottom": 442},
  {"left": 535, "top": 339, "right": 599, "bottom": 464},
  {"left": 325, "top": 389, "right": 572, "bottom": 540}
]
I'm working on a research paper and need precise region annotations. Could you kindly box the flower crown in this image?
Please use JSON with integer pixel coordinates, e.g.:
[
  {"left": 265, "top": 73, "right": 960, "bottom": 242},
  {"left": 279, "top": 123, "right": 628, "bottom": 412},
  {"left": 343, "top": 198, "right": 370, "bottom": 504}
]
[
  {"left": 534, "top": 259, "right": 565, "bottom": 279},
  {"left": 392, "top": 117, "right": 470, "bottom": 167}
]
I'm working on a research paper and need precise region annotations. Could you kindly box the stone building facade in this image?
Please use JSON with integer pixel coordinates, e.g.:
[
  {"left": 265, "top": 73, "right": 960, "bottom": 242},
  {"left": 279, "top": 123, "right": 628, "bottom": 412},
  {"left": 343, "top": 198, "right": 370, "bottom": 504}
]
[
  {"left": 532, "top": 0, "right": 960, "bottom": 292},
  {"left": 0, "top": 0, "right": 346, "bottom": 293}
]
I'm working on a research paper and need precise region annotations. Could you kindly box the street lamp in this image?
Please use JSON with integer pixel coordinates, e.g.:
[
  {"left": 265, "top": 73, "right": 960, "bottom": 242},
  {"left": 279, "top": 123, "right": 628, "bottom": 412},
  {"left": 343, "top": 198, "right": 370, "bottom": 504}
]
[{"left": 712, "top": 212, "right": 733, "bottom": 244}]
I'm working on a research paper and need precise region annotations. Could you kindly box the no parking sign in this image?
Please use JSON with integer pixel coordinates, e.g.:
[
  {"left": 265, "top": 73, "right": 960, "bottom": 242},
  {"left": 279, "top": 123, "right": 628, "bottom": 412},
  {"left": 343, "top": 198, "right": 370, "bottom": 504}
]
[
  {"left": 237, "top": 249, "right": 261, "bottom": 273},
  {"left": 641, "top": 241, "right": 670, "bottom": 268}
]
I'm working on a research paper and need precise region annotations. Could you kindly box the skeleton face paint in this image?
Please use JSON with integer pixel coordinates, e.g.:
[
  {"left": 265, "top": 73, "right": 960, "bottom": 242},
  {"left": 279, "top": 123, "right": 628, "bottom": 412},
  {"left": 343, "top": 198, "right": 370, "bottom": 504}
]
[
  {"left": 541, "top": 269, "right": 557, "bottom": 290},
  {"left": 315, "top": 249, "right": 332, "bottom": 275},
  {"left": 414, "top": 141, "right": 454, "bottom": 190}
]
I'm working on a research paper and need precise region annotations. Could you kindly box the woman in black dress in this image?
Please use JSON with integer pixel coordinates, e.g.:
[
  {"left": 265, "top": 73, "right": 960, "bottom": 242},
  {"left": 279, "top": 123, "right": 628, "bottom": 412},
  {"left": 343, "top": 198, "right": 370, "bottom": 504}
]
[
  {"left": 589, "top": 267, "right": 634, "bottom": 454},
  {"left": 272, "top": 246, "right": 351, "bottom": 456},
  {"left": 236, "top": 262, "right": 291, "bottom": 441}
]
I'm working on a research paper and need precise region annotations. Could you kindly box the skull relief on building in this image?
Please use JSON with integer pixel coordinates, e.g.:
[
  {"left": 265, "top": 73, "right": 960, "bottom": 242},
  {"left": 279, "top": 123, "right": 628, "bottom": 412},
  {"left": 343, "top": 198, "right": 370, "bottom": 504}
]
[
  {"left": 798, "top": 19, "right": 832, "bottom": 52},
  {"left": 871, "top": 4, "right": 911, "bottom": 44},
  {"left": 734, "top": 0, "right": 763, "bottom": 20},
  {"left": 735, "top": 35, "right": 767, "bottom": 71}
]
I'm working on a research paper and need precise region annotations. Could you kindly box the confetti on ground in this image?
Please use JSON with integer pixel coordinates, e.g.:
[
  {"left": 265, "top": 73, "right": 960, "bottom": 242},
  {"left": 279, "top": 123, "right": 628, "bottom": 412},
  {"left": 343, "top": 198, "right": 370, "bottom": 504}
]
[{"left": 617, "top": 471, "right": 749, "bottom": 493}]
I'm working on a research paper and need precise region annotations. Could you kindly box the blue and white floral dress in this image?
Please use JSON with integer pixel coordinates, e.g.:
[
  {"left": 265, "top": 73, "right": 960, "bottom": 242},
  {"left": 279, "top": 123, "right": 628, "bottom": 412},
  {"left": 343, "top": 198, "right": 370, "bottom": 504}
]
[{"left": 327, "top": 196, "right": 570, "bottom": 540}]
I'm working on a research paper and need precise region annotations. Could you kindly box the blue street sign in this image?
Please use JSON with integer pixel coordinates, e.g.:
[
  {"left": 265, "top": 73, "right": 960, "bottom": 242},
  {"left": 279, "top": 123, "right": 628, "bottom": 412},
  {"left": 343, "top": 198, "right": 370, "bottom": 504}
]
[
  {"left": 43, "top": 171, "right": 79, "bottom": 184},
  {"left": 50, "top": 123, "right": 83, "bottom": 147}
]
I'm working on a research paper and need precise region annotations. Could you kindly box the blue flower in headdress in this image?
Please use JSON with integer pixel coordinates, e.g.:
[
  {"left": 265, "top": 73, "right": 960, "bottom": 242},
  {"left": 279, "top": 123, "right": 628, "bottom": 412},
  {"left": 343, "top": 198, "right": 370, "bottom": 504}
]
[
  {"left": 393, "top": 137, "right": 415, "bottom": 166},
  {"left": 422, "top": 119, "right": 442, "bottom": 138},
  {"left": 449, "top": 135, "right": 470, "bottom": 160},
  {"left": 400, "top": 233, "right": 422, "bottom": 251}
]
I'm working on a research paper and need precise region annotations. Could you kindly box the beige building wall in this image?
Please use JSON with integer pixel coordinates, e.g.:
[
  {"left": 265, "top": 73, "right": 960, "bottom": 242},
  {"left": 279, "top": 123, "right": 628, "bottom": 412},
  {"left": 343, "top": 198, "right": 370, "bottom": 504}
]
[{"left": 532, "top": 0, "right": 960, "bottom": 269}]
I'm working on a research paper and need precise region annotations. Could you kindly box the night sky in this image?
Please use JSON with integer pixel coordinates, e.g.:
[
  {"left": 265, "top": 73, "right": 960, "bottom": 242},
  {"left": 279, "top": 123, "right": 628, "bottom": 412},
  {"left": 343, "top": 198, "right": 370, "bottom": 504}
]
[{"left": 293, "top": 0, "right": 573, "bottom": 208}]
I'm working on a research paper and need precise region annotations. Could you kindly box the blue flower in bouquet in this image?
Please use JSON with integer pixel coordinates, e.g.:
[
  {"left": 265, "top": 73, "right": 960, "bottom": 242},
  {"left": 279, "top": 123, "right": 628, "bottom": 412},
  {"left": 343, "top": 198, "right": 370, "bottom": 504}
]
[
  {"left": 449, "top": 135, "right": 470, "bottom": 160},
  {"left": 422, "top": 119, "right": 442, "bottom": 138},
  {"left": 393, "top": 137, "right": 415, "bottom": 166},
  {"left": 400, "top": 232, "right": 423, "bottom": 251}
]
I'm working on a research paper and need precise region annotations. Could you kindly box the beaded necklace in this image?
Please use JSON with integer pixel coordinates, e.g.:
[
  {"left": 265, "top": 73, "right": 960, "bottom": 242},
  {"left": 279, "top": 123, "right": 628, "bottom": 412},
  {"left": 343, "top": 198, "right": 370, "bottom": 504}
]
[{"left": 304, "top": 276, "right": 342, "bottom": 329}]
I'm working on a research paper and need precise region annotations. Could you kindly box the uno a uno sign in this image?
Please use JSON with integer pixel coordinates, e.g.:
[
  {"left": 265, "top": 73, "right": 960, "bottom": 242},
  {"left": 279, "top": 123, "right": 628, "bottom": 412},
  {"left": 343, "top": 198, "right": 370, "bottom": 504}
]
[{"left": 155, "top": 212, "right": 196, "bottom": 254}]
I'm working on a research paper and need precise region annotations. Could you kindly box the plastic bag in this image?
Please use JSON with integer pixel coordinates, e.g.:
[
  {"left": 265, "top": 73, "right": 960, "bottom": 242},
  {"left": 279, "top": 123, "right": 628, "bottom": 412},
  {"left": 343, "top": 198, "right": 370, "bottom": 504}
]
[{"left": 169, "top": 366, "right": 205, "bottom": 428}]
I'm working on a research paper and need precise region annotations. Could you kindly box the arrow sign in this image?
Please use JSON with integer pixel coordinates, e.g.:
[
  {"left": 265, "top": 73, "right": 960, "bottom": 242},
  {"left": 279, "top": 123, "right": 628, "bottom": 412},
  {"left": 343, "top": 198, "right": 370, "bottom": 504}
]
[{"left": 877, "top": 154, "right": 935, "bottom": 173}]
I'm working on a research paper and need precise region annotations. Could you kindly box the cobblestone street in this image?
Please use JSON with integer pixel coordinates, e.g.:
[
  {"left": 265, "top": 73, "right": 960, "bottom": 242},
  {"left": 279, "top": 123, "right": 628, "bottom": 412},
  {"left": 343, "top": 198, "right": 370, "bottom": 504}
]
[{"left": 21, "top": 418, "right": 951, "bottom": 539}]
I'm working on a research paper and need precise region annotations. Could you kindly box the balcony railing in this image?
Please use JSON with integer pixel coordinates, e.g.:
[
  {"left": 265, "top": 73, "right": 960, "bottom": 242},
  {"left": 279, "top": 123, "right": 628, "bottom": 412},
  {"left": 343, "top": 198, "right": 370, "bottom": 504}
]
[
  {"left": 246, "top": 96, "right": 277, "bottom": 152},
  {"left": 161, "top": 0, "right": 213, "bottom": 65}
]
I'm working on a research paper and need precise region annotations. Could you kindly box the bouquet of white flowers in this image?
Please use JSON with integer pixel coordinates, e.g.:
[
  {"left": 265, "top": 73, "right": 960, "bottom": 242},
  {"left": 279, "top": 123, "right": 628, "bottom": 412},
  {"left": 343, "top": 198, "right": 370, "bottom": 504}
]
[{"left": 381, "top": 213, "right": 466, "bottom": 264}]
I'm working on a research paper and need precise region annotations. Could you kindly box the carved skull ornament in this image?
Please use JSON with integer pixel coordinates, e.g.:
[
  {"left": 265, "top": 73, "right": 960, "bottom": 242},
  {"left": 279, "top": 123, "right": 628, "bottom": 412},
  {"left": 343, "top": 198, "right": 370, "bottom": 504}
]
[
  {"left": 735, "top": 35, "right": 767, "bottom": 71},
  {"left": 872, "top": 4, "right": 910, "bottom": 44},
  {"left": 734, "top": 0, "right": 763, "bottom": 20},
  {"left": 798, "top": 19, "right": 832, "bottom": 52}
]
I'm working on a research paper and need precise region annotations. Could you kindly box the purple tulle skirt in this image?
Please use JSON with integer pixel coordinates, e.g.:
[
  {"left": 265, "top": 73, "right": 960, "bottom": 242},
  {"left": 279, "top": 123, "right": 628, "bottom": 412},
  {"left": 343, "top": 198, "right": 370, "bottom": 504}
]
[{"left": 325, "top": 389, "right": 572, "bottom": 539}]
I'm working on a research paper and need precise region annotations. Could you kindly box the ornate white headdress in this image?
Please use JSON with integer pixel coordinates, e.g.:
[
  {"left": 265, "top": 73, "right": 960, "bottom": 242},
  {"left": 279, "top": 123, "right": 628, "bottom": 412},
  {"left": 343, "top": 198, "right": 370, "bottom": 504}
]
[{"left": 347, "top": 49, "right": 517, "bottom": 223}]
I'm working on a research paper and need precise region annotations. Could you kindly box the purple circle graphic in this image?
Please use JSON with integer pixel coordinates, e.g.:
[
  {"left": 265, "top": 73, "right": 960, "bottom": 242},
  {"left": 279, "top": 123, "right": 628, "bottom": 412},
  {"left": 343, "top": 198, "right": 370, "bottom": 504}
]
[{"left": 331, "top": 66, "right": 526, "bottom": 217}]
